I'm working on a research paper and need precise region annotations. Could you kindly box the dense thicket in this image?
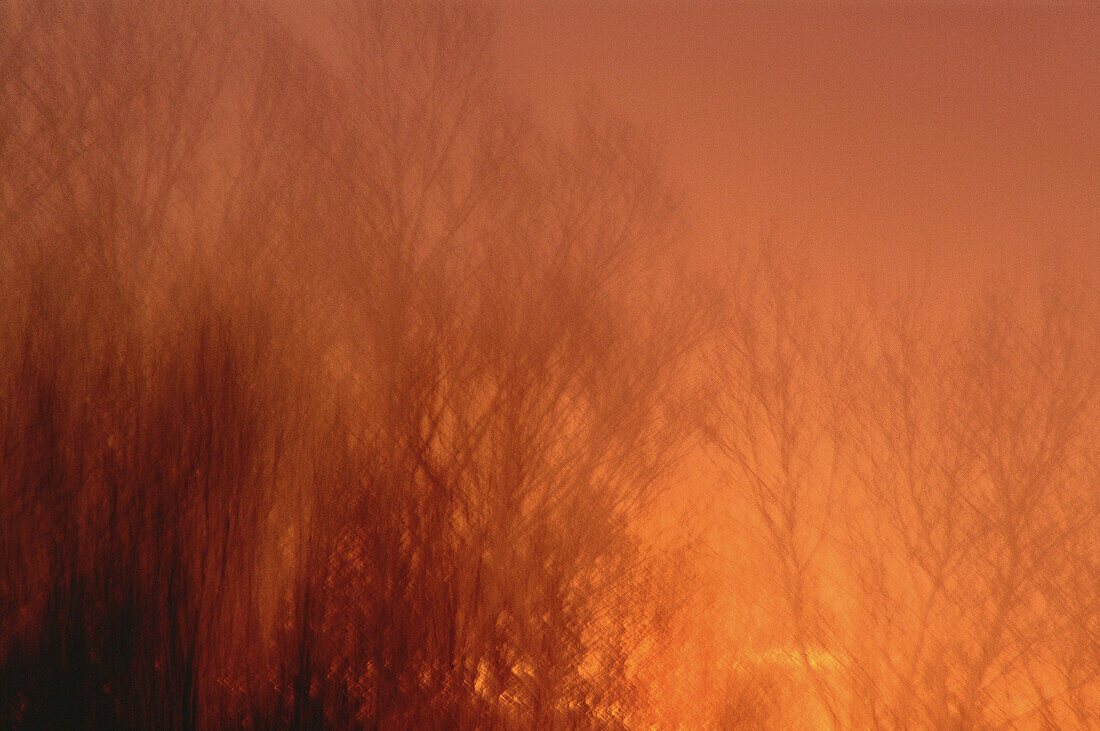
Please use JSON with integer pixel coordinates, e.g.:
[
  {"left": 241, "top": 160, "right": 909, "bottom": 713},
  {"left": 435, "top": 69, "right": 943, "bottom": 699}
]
[
  {"left": 0, "top": 1, "right": 707, "bottom": 727},
  {"left": 2, "top": 2, "right": 1097, "bottom": 729}
]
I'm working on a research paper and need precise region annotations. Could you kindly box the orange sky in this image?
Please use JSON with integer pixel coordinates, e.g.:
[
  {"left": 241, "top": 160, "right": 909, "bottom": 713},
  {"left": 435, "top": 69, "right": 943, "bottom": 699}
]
[{"left": 496, "top": 1, "right": 1099, "bottom": 294}]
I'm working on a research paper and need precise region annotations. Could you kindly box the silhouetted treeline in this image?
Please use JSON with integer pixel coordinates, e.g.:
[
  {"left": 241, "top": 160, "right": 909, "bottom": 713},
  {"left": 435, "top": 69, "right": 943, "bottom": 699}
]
[
  {"left": 698, "top": 252, "right": 1100, "bottom": 728},
  {"left": 2, "top": 1, "right": 1098, "bottom": 729},
  {"left": 0, "top": 1, "right": 707, "bottom": 727}
]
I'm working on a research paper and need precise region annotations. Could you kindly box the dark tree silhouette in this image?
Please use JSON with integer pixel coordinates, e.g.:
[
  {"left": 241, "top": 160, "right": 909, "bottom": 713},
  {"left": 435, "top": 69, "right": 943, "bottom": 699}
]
[{"left": 0, "top": 1, "right": 710, "bottom": 728}]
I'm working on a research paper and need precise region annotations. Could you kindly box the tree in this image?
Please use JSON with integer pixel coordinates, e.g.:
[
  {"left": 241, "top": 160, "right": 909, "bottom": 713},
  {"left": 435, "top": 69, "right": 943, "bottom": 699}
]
[
  {"left": 0, "top": 1, "right": 711, "bottom": 727},
  {"left": 703, "top": 242, "right": 858, "bottom": 727},
  {"left": 841, "top": 284, "right": 1100, "bottom": 728},
  {"left": 704, "top": 250, "right": 1100, "bottom": 727}
]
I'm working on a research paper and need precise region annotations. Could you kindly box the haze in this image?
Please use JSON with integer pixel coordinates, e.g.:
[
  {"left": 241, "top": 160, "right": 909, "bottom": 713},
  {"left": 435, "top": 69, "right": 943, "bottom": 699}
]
[
  {"left": 500, "top": 1, "right": 1100, "bottom": 292},
  {"left": 1, "top": 1, "right": 1097, "bottom": 728}
]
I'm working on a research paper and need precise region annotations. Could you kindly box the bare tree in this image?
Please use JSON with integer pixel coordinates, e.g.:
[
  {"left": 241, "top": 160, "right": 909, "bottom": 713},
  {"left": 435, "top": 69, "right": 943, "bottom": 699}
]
[
  {"left": 1, "top": 1, "right": 712, "bottom": 728},
  {"left": 703, "top": 242, "right": 858, "bottom": 726},
  {"left": 257, "top": 3, "right": 714, "bottom": 724},
  {"left": 840, "top": 284, "right": 1100, "bottom": 728},
  {"left": 704, "top": 250, "right": 1100, "bottom": 728}
]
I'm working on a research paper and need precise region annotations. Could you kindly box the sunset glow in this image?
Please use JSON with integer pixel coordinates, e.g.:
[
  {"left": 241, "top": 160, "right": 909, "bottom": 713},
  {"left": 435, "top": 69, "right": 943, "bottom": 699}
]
[{"left": 1, "top": 1, "right": 1097, "bottom": 728}]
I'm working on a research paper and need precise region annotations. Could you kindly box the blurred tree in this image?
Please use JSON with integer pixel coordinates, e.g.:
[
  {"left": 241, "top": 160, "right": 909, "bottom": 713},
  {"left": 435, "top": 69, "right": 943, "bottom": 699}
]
[
  {"left": 704, "top": 244, "right": 857, "bottom": 727},
  {"left": 841, "top": 286, "right": 1100, "bottom": 728},
  {"left": 0, "top": 1, "right": 711, "bottom": 728},
  {"left": 705, "top": 254, "right": 1100, "bottom": 728}
]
